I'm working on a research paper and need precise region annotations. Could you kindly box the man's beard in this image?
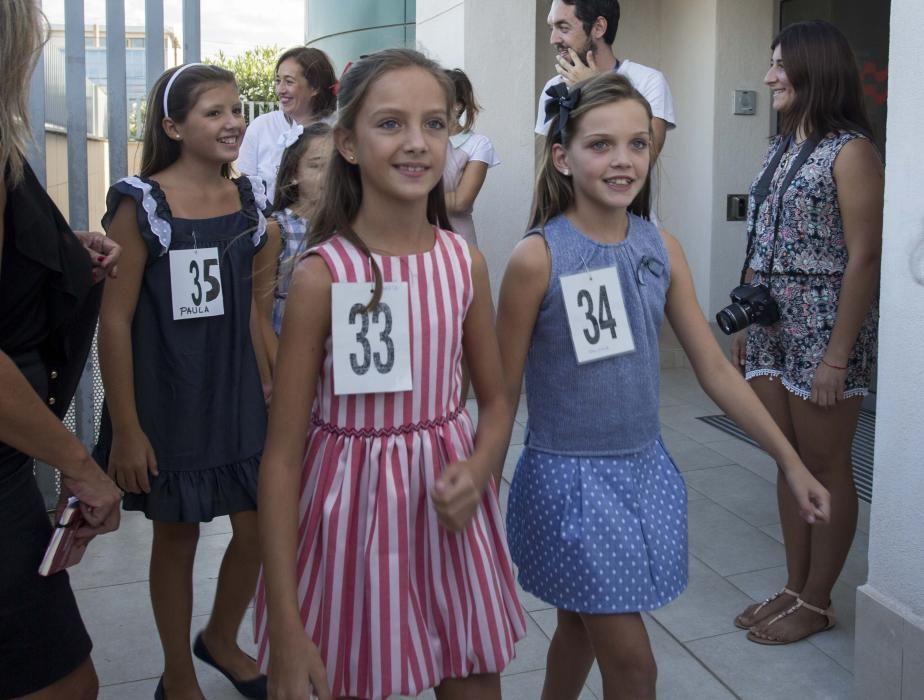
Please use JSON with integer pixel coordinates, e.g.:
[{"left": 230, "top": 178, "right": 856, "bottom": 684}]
[{"left": 557, "top": 36, "right": 596, "bottom": 67}]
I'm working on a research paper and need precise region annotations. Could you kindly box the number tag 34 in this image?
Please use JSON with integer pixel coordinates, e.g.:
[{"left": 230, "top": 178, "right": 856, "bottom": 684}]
[
  {"left": 560, "top": 266, "right": 636, "bottom": 363},
  {"left": 331, "top": 281, "right": 413, "bottom": 396},
  {"left": 169, "top": 248, "right": 224, "bottom": 321}
]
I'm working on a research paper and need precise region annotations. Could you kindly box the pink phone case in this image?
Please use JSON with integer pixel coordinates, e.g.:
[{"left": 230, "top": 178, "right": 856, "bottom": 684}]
[{"left": 38, "top": 496, "right": 88, "bottom": 576}]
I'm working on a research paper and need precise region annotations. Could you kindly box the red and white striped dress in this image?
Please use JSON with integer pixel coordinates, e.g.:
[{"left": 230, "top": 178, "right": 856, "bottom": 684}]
[{"left": 254, "top": 229, "right": 525, "bottom": 699}]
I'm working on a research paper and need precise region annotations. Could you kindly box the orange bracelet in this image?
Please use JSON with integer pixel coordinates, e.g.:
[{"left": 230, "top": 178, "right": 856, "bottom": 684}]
[{"left": 821, "top": 358, "right": 847, "bottom": 371}]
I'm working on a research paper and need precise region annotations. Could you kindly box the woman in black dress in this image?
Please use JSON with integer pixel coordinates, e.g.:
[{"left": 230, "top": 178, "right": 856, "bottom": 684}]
[{"left": 0, "top": 2, "right": 123, "bottom": 697}]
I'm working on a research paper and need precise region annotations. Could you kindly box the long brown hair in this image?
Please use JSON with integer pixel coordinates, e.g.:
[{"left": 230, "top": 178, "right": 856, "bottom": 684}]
[
  {"left": 308, "top": 48, "right": 453, "bottom": 307},
  {"left": 1, "top": 0, "right": 46, "bottom": 186},
  {"left": 772, "top": 20, "right": 873, "bottom": 140},
  {"left": 140, "top": 64, "right": 237, "bottom": 178},
  {"left": 530, "top": 72, "right": 652, "bottom": 229},
  {"left": 275, "top": 47, "right": 337, "bottom": 119}
]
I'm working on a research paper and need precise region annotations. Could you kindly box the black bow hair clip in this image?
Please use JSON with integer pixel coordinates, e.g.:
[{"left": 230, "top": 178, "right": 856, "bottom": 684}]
[{"left": 543, "top": 82, "right": 581, "bottom": 140}]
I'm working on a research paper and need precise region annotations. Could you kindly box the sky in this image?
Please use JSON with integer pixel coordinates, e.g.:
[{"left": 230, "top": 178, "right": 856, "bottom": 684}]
[{"left": 43, "top": 0, "right": 305, "bottom": 58}]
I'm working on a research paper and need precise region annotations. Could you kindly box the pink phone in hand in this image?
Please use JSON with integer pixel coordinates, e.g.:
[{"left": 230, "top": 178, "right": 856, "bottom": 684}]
[{"left": 38, "top": 496, "right": 88, "bottom": 576}]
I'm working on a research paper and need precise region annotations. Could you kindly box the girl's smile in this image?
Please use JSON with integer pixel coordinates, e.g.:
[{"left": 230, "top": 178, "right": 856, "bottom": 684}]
[
  {"left": 556, "top": 99, "right": 651, "bottom": 215},
  {"left": 341, "top": 65, "right": 449, "bottom": 203},
  {"left": 172, "top": 83, "right": 245, "bottom": 164}
]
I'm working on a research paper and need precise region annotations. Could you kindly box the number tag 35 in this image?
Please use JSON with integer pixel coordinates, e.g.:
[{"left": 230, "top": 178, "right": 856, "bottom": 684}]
[
  {"left": 560, "top": 266, "right": 635, "bottom": 363},
  {"left": 331, "top": 281, "right": 413, "bottom": 396},
  {"left": 169, "top": 248, "right": 224, "bottom": 320}
]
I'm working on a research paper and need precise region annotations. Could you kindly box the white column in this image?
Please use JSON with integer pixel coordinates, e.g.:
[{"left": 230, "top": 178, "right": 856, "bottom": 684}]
[
  {"left": 415, "top": 0, "right": 465, "bottom": 68},
  {"left": 463, "top": 0, "right": 541, "bottom": 294},
  {"left": 854, "top": 0, "right": 924, "bottom": 696}
]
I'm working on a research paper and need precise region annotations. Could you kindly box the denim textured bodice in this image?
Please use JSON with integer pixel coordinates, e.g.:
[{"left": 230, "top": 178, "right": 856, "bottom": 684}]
[{"left": 524, "top": 213, "right": 671, "bottom": 455}]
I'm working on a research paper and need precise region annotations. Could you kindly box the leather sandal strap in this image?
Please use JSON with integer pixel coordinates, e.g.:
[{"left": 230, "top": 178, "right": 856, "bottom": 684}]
[
  {"left": 796, "top": 597, "right": 835, "bottom": 625},
  {"left": 763, "top": 599, "right": 803, "bottom": 628},
  {"left": 753, "top": 587, "right": 799, "bottom": 615}
]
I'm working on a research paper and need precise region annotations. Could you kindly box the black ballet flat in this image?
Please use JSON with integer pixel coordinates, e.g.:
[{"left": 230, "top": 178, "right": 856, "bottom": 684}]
[
  {"left": 154, "top": 675, "right": 165, "bottom": 700},
  {"left": 193, "top": 632, "right": 268, "bottom": 699}
]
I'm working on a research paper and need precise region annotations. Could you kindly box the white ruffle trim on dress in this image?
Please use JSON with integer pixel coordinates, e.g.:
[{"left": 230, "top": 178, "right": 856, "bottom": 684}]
[
  {"left": 246, "top": 175, "right": 268, "bottom": 247},
  {"left": 744, "top": 368, "right": 869, "bottom": 400},
  {"left": 122, "top": 175, "right": 172, "bottom": 255}
]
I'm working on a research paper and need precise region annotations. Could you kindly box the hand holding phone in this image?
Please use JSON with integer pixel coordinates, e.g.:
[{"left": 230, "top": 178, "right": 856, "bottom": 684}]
[{"left": 38, "top": 496, "right": 88, "bottom": 576}]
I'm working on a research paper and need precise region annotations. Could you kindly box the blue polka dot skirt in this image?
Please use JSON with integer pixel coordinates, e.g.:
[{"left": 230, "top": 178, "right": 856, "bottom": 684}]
[{"left": 506, "top": 438, "right": 689, "bottom": 613}]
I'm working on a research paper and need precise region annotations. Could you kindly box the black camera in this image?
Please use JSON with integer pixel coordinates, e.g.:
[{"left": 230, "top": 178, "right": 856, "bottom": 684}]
[{"left": 715, "top": 284, "right": 780, "bottom": 335}]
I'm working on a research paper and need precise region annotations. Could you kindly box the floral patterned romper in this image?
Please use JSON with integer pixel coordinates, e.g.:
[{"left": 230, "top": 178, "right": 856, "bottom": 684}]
[{"left": 744, "top": 132, "right": 879, "bottom": 399}]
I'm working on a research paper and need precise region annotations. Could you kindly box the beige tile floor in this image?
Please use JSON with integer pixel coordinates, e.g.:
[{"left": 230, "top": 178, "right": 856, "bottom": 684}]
[{"left": 72, "top": 367, "right": 867, "bottom": 699}]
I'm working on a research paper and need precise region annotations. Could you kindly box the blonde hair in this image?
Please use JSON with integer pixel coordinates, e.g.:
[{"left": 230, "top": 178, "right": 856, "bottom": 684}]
[
  {"left": 530, "top": 72, "right": 653, "bottom": 229},
  {"left": 0, "top": 0, "right": 46, "bottom": 186},
  {"left": 308, "top": 48, "right": 453, "bottom": 308}
]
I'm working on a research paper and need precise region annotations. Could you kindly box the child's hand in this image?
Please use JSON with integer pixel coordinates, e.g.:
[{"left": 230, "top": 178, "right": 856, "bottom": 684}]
[
  {"left": 786, "top": 468, "right": 831, "bottom": 524},
  {"left": 268, "top": 629, "right": 330, "bottom": 699},
  {"left": 431, "top": 461, "right": 488, "bottom": 532},
  {"left": 109, "top": 427, "right": 158, "bottom": 494}
]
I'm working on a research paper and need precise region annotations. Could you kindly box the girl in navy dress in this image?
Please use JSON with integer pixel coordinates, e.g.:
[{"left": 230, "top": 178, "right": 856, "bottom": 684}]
[
  {"left": 497, "top": 73, "right": 831, "bottom": 699},
  {"left": 96, "top": 64, "right": 277, "bottom": 699}
]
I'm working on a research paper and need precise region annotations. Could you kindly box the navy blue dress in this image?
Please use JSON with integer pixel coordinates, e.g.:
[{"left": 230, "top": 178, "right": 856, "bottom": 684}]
[{"left": 94, "top": 175, "right": 268, "bottom": 522}]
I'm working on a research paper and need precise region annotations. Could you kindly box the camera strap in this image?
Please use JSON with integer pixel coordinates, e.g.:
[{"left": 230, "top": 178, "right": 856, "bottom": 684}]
[{"left": 741, "top": 134, "right": 820, "bottom": 284}]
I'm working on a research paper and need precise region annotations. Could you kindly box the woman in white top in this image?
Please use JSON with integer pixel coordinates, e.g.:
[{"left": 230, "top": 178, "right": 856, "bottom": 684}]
[
  {"left": 442, "top": 68, "right": 500, "bottom": 247},
  {"left": 237, "top": 47, "right": 336, "bottom": 202}
]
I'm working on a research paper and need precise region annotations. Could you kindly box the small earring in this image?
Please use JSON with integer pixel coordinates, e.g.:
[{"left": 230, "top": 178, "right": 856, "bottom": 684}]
[
  {"left": 562, "top": 169, "right": 571, "bottom": 176},
  {"left": 175, "top": 133, "right": 182, "bottom": 140}
]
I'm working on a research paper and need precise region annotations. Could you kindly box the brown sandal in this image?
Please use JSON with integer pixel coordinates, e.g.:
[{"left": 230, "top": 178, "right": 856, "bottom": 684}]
[
  {"left": 746, "top": 597, "right": 836, "bottom": 645},
  {"left": 734, "top": 587, "right": 799, "bottom": 630}
]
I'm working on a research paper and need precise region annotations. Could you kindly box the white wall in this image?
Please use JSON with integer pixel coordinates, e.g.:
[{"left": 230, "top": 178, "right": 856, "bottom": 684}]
[
  {"left": 415, "top": 0, "right": 539, "bottom": 296},
  {"left": 709, "top": 0, "right": 777, "bottom": 316},
  {"left": 415, "top": 0, "right": 465, "bottom": 69},
  {"left": 613, "top": 0, "right": 664, "bottom": 69},
  {"left": 867, "top": 0, "right": 924, "bottom": 616},
  {"left": 464, "top": 0, "right": 542, "bottom": 294},
  {"left": 656, "top": 0, "right": 718, "bottom": 309}
]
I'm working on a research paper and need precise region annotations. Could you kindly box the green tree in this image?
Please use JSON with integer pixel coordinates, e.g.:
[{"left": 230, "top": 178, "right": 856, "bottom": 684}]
[{"left": 207, "top": 45, "right": 280, "bottom": 105}]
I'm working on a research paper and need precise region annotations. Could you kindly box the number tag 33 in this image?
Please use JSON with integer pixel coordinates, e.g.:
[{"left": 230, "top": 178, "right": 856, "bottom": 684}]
[
  {"left": 169, "top": 248, "right": 224, "bottom": 321},
  {"left": 331, "top": 281, "right": 413, "bottom": 396},
  {"left": 560, "top": 266, "right": 635, "bottom": 363}
]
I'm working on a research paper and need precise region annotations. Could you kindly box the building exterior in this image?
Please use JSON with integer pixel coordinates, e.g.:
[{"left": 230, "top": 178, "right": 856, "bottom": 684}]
[
  {"left": 44, "top": 24, "right": 181, "bottom": 137},
  {"left": 304, "top": 0, "right": 417, "bottom": 72},
  {"left": 305, "top": 0, "right": 921, "bottom": 694}
]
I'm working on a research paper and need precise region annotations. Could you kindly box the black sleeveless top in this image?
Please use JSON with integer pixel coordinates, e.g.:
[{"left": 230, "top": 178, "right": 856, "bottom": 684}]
[{"left": 1, "top": 160, "right": 100, "bottom": 465}]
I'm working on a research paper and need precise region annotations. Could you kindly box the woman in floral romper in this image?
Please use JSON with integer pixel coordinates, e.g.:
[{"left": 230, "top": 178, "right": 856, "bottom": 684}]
[{"left": 729, "top": 20, "right": 882, "bottom": 645}]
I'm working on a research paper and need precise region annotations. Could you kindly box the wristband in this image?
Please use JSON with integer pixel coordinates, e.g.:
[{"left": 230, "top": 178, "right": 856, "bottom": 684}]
[{"left": 821, "top": 358, "right": 847, "bottom": 371}]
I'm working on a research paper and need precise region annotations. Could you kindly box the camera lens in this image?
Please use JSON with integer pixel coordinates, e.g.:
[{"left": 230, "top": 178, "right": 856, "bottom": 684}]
[{"left": 716, "top": 303, "right": 751, "bottom": 335}]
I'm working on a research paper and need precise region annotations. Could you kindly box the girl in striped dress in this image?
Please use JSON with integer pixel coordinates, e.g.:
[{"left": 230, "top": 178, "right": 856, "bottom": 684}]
[{"left": 255, "top": 48, "right": 525, "bottom": 700}]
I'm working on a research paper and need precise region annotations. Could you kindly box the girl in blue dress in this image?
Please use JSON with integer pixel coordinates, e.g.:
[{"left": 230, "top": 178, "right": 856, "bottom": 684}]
[{"left": 496, "top": 73, "right": 831, "bottom": 699}]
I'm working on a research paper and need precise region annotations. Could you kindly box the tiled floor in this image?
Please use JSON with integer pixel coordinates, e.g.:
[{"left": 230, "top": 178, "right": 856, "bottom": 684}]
[{"left": 73, "top": 367, "right": 867, "bottom": 699}]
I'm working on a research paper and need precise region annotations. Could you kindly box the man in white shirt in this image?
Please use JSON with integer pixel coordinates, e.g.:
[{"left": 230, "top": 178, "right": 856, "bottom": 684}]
[{"left": 536, "top": 0, "right": 676, "bottom": 163}]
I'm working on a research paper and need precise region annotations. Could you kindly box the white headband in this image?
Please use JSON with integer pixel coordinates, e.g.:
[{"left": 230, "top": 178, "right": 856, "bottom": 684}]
[{"left": 163, "top": 63, "right": 205, "bottom": 120}]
